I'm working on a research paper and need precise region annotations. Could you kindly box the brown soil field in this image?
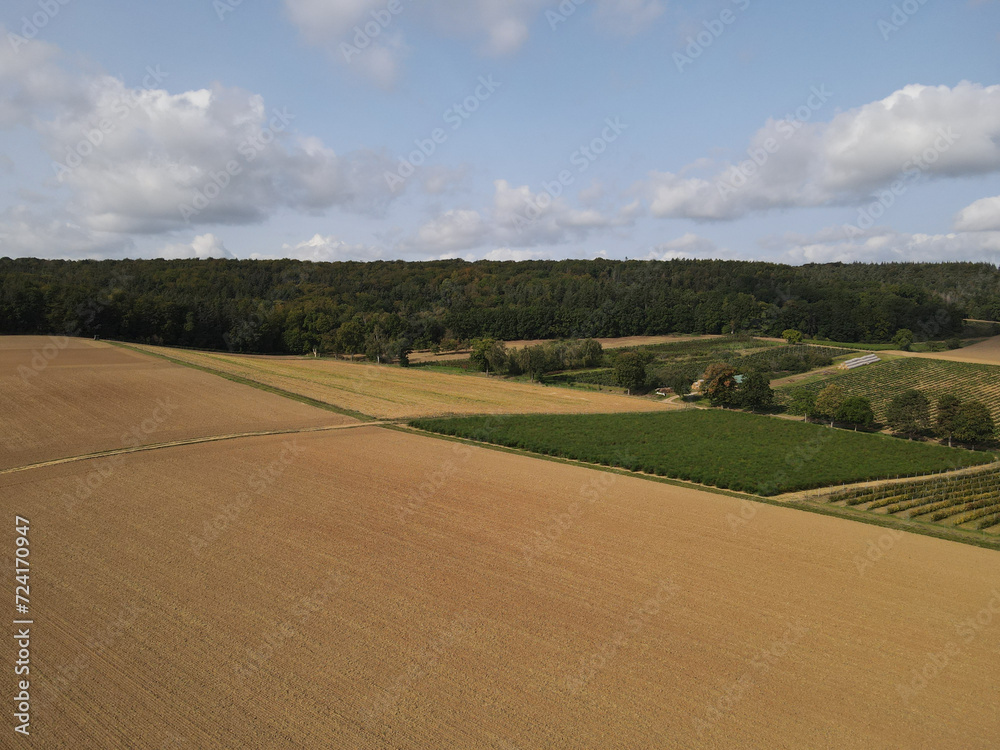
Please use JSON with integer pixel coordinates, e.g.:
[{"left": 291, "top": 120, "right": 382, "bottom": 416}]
[
  {"left": 409, "top": 334, "right": 722, "bottom": 362},
  {"left": 126, "top": 343, "right": 673, "bottom": 419},
  {"left": 0, "top": 336, "right": 353, "bottom": 470},
  {"left": 6, "top": 426, "right": 998, "bottom": 748}
]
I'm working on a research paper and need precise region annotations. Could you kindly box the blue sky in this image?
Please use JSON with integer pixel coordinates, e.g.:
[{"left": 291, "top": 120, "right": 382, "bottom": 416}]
[{"left": 1, "top": 0, "right": 999, "bottom": 263}]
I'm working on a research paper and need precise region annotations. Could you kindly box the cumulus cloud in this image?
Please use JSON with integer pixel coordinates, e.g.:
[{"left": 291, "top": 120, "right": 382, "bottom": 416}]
[
  {"left": 646, "top": 233, "right": 723, "bottom": 260},
  {"left": 1, "top": 34, "right": 399, "bottom": 237},
  {"left": 769, "top": 226, "right": 1000, "bottom": 265},
  {"left": 159, "top": 233, "right": 233, "bottom": 260},
  {"left": 0, "top": 31, "right": 88, "bottom": 128},
  {"left": 271, "top": 233, "right": 386, "bottom": 261},
  {"left": 955, "top": 196, "right": 1000, "bottom": 232},
  {"left": 403, "top": 178, "right": 637, "bottom": 253},
  {"left": 642, "top": 82, "right": 1000, "bottom": 221},
  {"left": 0, "top": 205, "right": 134, "bottom": 259}
]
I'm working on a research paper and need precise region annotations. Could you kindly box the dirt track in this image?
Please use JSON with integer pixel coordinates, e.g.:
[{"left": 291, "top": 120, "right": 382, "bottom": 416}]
[{"left": 6, "top": 426, "right": 998, "bottom": 749}]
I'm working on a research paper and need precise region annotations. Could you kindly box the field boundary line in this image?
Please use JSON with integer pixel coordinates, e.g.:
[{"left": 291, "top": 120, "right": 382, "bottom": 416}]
[
  {"left": 108, "top": 341, "right": 376, "bottom": 422},
  {"left": 778, "top": 460, "right": 1000, "bottom": 503},
  {"left": 0, "top": 423, "right": 395, "bottom": 476},
  {"left": 397, "top": 425, "right": 1000, "bottom": 553}
]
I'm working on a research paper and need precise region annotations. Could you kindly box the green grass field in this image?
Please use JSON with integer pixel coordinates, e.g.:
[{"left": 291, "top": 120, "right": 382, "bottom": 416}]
[
  {"left": 777, "top": 357, "right": 1000, "bottom": 424},
  {"left": 410, "top": 410, "right": 992, "bottom": 495}
]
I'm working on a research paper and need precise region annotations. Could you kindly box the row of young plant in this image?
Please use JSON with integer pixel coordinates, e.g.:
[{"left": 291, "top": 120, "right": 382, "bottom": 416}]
[{"left": 831, "top": 467, "right": 1000, "bottom": 531}]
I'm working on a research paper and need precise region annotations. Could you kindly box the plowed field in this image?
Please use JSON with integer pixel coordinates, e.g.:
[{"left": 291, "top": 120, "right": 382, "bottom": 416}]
[
  {"left": 0, "top": 337, "right": 352, "bottom": 470},
  {"left": 6, "top": 426, "right": 998, "bottom": 748}
]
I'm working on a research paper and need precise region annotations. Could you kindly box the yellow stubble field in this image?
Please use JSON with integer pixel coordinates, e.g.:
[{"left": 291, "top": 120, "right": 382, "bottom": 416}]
[
  {"left": 5, "top": 424, "right": 999, "bottom": 749},
  {"left": 125, "top": 343, "right": 673, "bottom": 420}
]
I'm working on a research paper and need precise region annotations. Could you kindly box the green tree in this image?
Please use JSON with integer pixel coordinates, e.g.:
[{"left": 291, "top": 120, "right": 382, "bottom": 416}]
[
  {"left": 814, "top": 384, "right": 846, "bottom": 427},
  {"left": 936, "top": 394, "right": 962, "bottom": 447},
  {"left": 574, "top": 339, "right": 604, "bottom": 368},
  {"left": 703, "top": 363, "right": 739, "bottom": 408},
  {"left": 782, "top": 329, "right": 804, "bottom": 344},
  {"left": 836, "top": 396, "right": 875, "bottom": 431},
  {"left": 886, "top": 389, "right": 931, "bottom": 438},
  {"left": 614, "top": 351, "right": 649, "bottom": 394},
  {"left": 952, "top": 401, "right": 996, "bottom": 450},
  {"left": 788, "top": 390, "right": 818, "bottom": 422},
  {"left": 892, "top": 328, "right": 915, "bottom": 351},
  {"left": 737, "top": 371, "right": 775, "bottom": 411},
  {"left": 470, "top": 338, "right": 508, "bottom": 375}
]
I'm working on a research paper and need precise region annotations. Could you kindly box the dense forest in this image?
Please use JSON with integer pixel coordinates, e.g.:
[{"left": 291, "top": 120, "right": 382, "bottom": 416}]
[{"left": 1, "top": 257, "right": 998, "bottom": 356}]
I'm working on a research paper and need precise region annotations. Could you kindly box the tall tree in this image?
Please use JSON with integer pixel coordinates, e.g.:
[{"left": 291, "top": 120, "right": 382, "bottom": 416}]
[
  {"left": 952, "top": 401, "right": 996, "bottom": 450},
  {"left": 614, "top": 351, "right": 649, "bottom": 394},
  {"left": 737, "top": 372, "right": 775, "bottom": 411},
  {"left": 814, "top": 384, "right": 846, "bottom": 427},
  {"left": 836, "top": 396, "right": 875, "bottom": 431},
  {"left": 892, "top": 328, "right": 915, "bottom": 351},
  {"left": 703, "top": 363, "right": 739, "bottom": 408},
  {"left": 886, "top": 389, "right": 931, "bottom": 439},
  {"left": 936, "top": 394, "right": 962, "bottom": 447}
]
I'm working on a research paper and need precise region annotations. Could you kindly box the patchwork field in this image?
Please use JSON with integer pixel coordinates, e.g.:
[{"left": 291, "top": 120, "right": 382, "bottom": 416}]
[
  {"left": 5, "top": 426, "right": 999, "bottom": 748},
  {"left": 778, "top": 357, "right": 1000, "bottom": 424},
  {"left": 0, "top": 337, "right": 351, "bottom": 471},
  {"left": 125, "top": 343, "right": 672, "bottom": 419},
  {"left": 411, "top": 410, "right": 993, "bottom": 495}
]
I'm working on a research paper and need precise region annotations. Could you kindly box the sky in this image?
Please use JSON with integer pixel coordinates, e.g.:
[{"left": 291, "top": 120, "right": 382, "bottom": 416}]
[{"left": 0, "top": 0, "right": 999, "bottom": 265}]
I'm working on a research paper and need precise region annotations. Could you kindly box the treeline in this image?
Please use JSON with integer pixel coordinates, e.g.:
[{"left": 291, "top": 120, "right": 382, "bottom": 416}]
[
  {"left": 1, "top": 257, "right": 998, "bottom": 355},
  {"left": 788, "top": 386, "right": 996, "bottom": 448}
]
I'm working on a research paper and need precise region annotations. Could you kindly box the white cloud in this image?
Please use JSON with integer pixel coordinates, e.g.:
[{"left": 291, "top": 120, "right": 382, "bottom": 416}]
[
  {"left": 403, "top": 178, "right": 637, "bottom": 253},
  {"left": 0, "top": 31, "right": 87, "bottom": 128},
  {"left": 271, "top": 233, "right": 385, "bottom": 261},
  {"left": 285, "top": 0, "right": 664, "bottom": 86},
  {"left": 1, "top": 34, "right": 399, "bottom": 237},
  {"left": 955, "top": 195, "right": 1000, "bottom": 232},
  {"left": 643, "top": 82, "right": 1000, "bottom": 221},
  {"left": 159, "top": 233, "right": 233, "bottom": 260},
  {"left": 771, "top": 226, "right": 1000, "bottom": 264},
  {"left": 646, "top": 233, "right": 722, "bottom": 260},
  {"left": 0, "top": 205, "right": 134, "bottom": 259}
]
